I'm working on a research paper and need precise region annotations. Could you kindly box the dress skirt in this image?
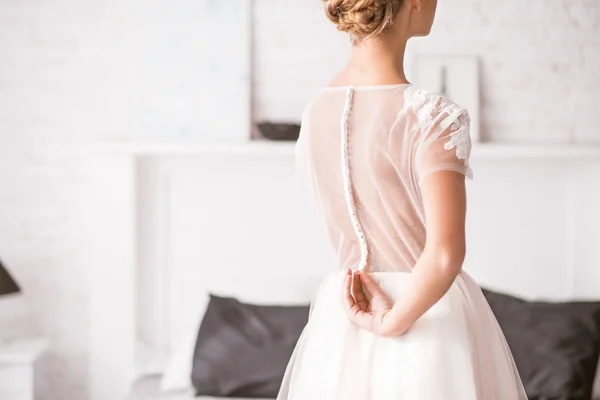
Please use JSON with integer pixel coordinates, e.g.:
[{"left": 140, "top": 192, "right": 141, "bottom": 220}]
[{"left": 276, "top": 271, "right": 527, "bottom": 400}]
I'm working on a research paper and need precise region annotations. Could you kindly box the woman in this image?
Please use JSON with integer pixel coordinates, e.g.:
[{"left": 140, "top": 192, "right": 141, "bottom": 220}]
[{"left": 277, "top": 0, "right": 527, "bottom": 399}]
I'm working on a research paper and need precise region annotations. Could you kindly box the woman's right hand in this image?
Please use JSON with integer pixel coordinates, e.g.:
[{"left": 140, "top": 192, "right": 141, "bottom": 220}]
[{"left": 342, "top": 269, "right": 404, "bottom": 336}]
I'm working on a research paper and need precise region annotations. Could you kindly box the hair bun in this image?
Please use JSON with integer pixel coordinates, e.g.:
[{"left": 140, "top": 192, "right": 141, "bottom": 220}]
[{"left": 323, "top": 0, "right": 403, "bottom": 41}]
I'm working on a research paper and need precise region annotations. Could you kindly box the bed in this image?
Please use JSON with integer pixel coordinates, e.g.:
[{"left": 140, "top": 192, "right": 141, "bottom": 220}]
[{"left": 88, "top": 143, "right": 600, "bottom": 400}]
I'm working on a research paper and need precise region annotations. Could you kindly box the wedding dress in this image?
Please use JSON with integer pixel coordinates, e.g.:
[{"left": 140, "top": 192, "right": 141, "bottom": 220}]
[{"left": 276, "top": 84, "right": 527, "bottom": 400}]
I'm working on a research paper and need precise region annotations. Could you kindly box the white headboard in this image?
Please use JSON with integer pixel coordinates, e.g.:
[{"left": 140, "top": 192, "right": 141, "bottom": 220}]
[{"left": 89, "top": 141, "right": 600, "bottom": 400}]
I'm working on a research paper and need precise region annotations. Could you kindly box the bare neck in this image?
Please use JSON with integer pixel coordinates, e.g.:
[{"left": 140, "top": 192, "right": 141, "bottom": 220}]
[{"left": 329, "top": 35, "right": 409, "bottom": 87}]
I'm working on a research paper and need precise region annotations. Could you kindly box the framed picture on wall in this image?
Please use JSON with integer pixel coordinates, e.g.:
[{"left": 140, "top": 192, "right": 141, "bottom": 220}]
[{"left": 411, "top": 55, "right": 481, "bottom": 143}]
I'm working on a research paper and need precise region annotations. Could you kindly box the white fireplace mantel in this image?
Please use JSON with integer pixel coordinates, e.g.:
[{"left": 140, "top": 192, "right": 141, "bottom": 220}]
[{"left": 91, "top": 140, "right": 600, "bottom": 160}]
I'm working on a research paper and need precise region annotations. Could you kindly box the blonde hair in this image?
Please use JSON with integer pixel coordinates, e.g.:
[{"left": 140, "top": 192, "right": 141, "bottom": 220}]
[{"left": 323, "top": 0, "right": 405, "bottom": 42}]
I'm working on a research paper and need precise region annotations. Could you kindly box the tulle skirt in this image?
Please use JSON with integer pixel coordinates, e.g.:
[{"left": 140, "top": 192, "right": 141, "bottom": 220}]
[{"left": 277, "top": 271, "right": 527, "bottom": 400}]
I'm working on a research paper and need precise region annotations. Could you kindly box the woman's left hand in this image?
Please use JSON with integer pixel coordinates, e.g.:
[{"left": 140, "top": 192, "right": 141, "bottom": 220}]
[{"left": 342, "top": 269, "right": 399, "bottom": 336}]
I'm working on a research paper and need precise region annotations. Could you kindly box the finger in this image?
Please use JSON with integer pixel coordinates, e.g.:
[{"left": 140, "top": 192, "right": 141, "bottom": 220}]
[
  {"left": 358, "top": 270, "right": 384, "bottom": 297},
  {"left": 343, "top": 271, "right": 356, "bottom": 311},
  {"left": 348, "top": 309, "right": 374, "bottom": 331},
  {"left": 354, "top": 270, "right": 373, "bottom": 300},
  {"left": 344, "top": 272, "right": 353, "bottom": 300},
  {"left": 351, "top": 270, "right": 368, "bottom": 305}
]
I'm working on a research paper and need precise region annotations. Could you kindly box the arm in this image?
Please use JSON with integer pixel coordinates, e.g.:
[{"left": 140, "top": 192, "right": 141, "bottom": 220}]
[
  {"left": 342, "top": 170, "right": 468, "bottom": 337},
  {"left": 342, "top": 99, "right": 472, "bottom": 336},
  {"left": 379, "top": 170, "right": 467, "bottom": 336}
]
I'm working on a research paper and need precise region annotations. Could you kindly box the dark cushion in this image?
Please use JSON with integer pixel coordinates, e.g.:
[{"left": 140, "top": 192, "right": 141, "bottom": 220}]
[
  {"left": 257, "top": 122, "right": 300, "bottom": 141},
  {"left": 482, "top": 288, "right": 600, "bottom": 400},
  {"left": 191, "top": 294, "right": 309, "bottom": 398}
]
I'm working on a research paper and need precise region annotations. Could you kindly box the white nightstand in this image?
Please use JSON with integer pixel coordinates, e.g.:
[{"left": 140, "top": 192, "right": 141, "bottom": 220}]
[{"left": 0, "top": 337, "right": 48, "bottom": 400}]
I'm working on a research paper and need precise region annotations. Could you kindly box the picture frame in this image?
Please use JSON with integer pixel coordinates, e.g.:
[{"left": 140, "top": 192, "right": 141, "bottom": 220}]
[{"left": 411, "top": 55, "right": 481, "bottom": 143}]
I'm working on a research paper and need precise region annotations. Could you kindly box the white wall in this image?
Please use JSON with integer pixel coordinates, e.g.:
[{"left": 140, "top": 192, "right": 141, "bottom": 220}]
[
  {"left": 0, "top": 0, "right": 599, "bottom": 399},
  {"left": 253, "top": 0, "right": 600, "bottom": 144},
  {"left": 252, "top": 1, "right": 349, "bottom": 123},
  {"left": 0, "top": 1, "right": 248, "bottom": 398}
]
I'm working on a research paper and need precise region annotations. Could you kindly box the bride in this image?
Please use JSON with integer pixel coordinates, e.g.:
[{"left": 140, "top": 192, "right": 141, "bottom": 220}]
[{"left": 276, "top": 0, "right": 527, "bottom": 399}]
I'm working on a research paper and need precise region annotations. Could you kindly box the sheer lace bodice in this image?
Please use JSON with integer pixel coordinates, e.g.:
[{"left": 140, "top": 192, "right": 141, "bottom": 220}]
[
  {"left": 280, "top": 84, "right": 526, "bottom": 400},
  {"left": 294, "top": 85, "right": 472, "bottom": 273}
]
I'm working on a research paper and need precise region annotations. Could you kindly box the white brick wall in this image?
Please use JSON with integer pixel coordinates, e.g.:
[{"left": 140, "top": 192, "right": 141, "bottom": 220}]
[
  {"left": 0, "top": 0, "right": 598, "bottom": 399},
  {"left": 254, "top": 0, "right": 600, "bottom": 144},
  {"left": 0, "top": 0, "right": 248, "bottom": 398},
  {"left": 252, "top": 1, "right": 350, "bottom": 123},
  {"left": 0, "top": 2, "right": 107, "bottom": 398}
]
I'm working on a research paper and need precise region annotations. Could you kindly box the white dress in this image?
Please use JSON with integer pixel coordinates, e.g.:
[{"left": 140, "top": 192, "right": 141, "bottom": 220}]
[{"left": 276, "top": 84, "right": 527, "bottom": 399}]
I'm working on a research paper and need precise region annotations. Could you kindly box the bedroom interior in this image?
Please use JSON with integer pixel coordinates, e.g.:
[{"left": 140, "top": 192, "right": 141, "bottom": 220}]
[{"left": 0, "top": 1, "right": 599, "bottom": 400}]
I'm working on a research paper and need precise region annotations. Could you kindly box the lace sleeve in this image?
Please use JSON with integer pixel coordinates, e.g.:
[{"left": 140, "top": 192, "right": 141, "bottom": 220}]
[{"left": 412, "top": 93, "right": 473, "bottom": 185}]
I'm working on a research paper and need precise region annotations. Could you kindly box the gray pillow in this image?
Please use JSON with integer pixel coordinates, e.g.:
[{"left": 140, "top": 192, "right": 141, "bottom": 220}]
[
  {"left": 191, "top": 294, "right": 309, "bottom": 397},
  {"left": 482, "top": 288, "right": 600, "bottom": 400}
]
